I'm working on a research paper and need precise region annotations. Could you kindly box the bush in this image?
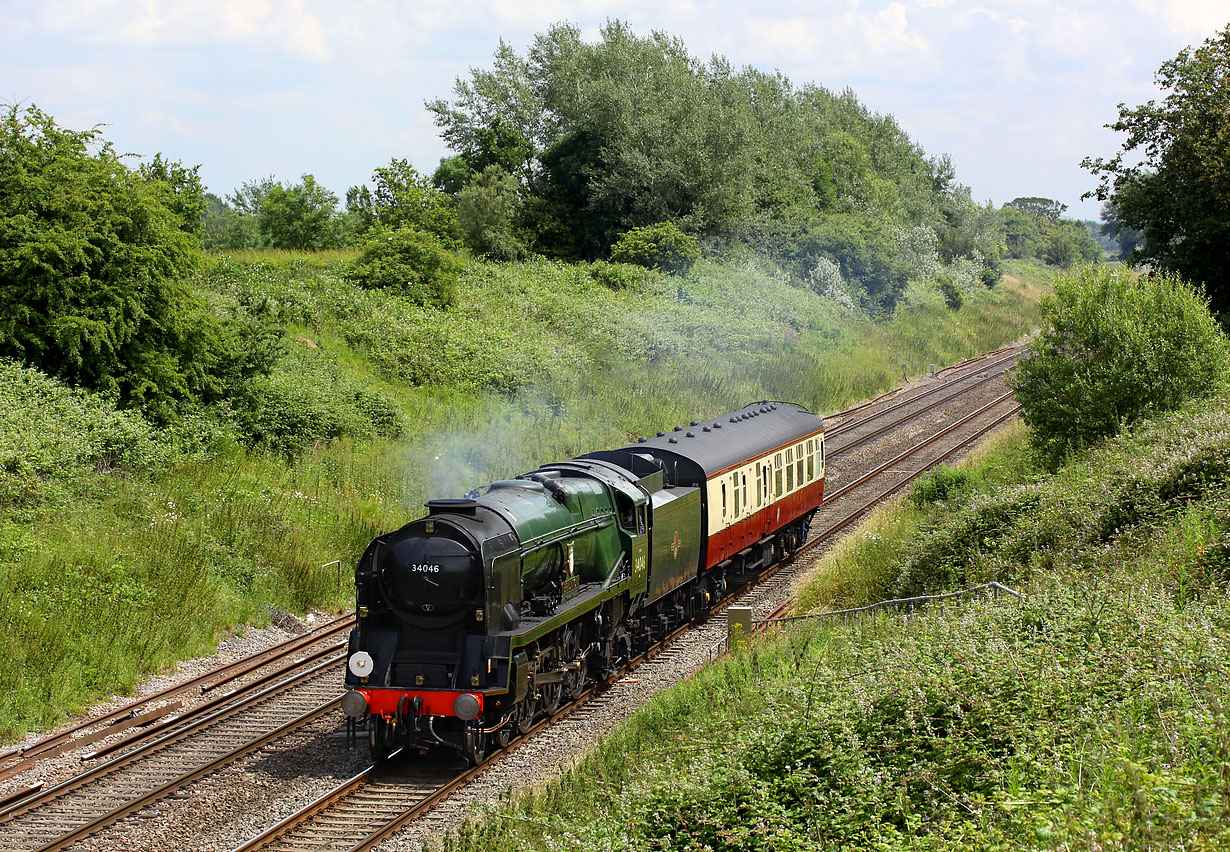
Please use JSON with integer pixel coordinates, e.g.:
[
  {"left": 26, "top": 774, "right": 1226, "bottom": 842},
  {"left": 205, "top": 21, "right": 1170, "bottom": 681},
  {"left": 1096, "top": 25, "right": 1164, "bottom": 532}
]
[
  {"left": 231, "top": 358, "right": 404, "bottom": 457},
  {"left": 1010, "top": 266, "right": 1230, "bottom": 465},
  {"left": 0, "top": 105, "right": 232, "bottom": 421},
  {"left": 587, "top": 260, "right": 655, "bottom": 291},
  {"left": 344, "top": 226, "right": 464, "bottom": 307},
  {"left": 610, "top": 222, "right": 699, "bottom": 274},
  {"left": 909, "top": 465, "right": 971, "bottom": 505},
  {"left": 0, "top": 359, "right": 170, "bottom": 506},
  {"left": 935, "top": 274, "right": 964, "bottom": 310}
]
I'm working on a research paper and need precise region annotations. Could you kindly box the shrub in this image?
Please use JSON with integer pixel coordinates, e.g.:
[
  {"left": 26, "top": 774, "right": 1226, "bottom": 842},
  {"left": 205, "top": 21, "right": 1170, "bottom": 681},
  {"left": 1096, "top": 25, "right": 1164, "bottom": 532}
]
[
  {"left": 909, "top": 465, "right": 970, "bottom": 505},
  {"left": 980, "top": 254, "right": 1003, "bottom": 288},
  {"left": 587, "top": 260, "right": 655, "bottom": 291},
  {"left": 610, "top": 222, "right": 700, "bottom": 274},
  {"left": 935, "top": 274, "right": 964, "bottom": 310},
  {"left": 0, "top": 105, "right": 232, "bottom": 421},
  {"left": 344, "top": 226, "right": 464, "bottom": 307},
  {"left": 1010, "top": 266, "right": 1230, "bottom": 465},
  {"left": 231, "top": 360, "right": 404, "bottom": 457},
  {"left": 0, "top": 359, "right": 170, "bottom": 506}
]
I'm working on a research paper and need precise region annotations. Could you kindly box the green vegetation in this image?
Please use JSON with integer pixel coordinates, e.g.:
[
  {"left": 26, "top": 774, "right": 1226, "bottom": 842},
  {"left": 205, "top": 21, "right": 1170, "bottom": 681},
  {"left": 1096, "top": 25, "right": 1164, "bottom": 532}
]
[
  {"left": 1085, "top": 24, "right": 1230, "bottom": 317},
  {"left": 0, "top": 22, "right": 1077, "bottom": 743},
  {"left": 424, "top": 23, "right": 1005, "bottom": 310},
  {"left": 609, "top": 222, "right": 700, "bottom": 274},
  {"left": 345, "top": 226, "right": 464, "bottom": 306},
  {"left": 0, "top": 247, "right": 1045, "bottom": 741},
  {"left": 999, "top": 196, "right": 1103, "bottom": 267},
  {"left": 1010, "top": 266, "right": 1230, "bottom": 466},
  {"left": 0, "top": 105, "right": 257, "bottom": 422},
  {"left": 445, "top": 394, "right": 1230, "bottom": 851}
]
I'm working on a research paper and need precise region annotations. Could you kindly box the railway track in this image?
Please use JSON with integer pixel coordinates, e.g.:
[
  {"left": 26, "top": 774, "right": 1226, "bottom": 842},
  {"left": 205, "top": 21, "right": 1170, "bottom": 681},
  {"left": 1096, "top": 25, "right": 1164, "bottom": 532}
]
[
  {"left": 0, "top": 344, "right": 1025, "bottom": 852},
  {"left": 0, "top": 647, "right": 349, "bottom": 851},
  {"left": 224, "top": 347, "right": 1025, "bottom": 852}
]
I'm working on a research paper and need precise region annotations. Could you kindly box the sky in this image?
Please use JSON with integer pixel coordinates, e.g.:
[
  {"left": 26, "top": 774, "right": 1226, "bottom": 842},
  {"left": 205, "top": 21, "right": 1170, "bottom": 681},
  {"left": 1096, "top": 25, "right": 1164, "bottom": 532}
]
[{"left": 3, "top": 1, "right": 1227, "bottom": 221}]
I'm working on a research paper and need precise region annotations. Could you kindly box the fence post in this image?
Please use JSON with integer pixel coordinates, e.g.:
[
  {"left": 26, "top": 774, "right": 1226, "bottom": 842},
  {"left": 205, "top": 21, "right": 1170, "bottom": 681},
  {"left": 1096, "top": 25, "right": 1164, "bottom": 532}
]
[{"left": 728, "top": 607, "right": 753, "bottom": 651}]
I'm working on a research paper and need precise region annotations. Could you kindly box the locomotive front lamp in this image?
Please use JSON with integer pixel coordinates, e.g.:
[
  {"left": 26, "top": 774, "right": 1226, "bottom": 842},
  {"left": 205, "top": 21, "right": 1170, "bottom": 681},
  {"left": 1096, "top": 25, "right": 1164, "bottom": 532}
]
[{"left": 348, "top": 651, "right": 374, "bottom": 678}]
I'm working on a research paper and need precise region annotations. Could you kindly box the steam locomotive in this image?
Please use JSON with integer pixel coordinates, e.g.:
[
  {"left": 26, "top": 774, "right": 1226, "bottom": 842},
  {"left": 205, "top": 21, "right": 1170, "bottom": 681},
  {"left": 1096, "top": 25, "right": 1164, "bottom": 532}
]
[{"left": 341, "top": 401, "right": 825, "bottom": 762}]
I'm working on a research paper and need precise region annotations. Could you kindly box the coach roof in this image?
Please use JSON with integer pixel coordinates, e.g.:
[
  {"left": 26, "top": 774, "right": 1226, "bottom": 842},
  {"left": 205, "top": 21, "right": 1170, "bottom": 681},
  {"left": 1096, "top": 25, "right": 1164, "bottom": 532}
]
[{"left": 611, "top": 401, "right": 823, "bottom": 478}]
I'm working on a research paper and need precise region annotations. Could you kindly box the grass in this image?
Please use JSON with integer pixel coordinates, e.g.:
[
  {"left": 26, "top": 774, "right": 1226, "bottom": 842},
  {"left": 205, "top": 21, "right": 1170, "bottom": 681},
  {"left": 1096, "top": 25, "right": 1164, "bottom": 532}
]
[
  {"left": 440, "top": 394, "right": 1230, "bottom": 852},
  {"left": 0, "top": 250, "right": 1047, "bottom": 741}
]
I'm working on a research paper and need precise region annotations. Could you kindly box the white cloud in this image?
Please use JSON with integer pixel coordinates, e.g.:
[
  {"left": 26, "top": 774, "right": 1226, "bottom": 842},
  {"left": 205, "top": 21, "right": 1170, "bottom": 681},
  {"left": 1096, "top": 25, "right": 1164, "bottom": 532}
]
[
  {"left": 7, "top": 0, "right": 333, "bottom": 60},
  {"left": 1159, "top": 0, "right": 1228, "bottom": 42}
]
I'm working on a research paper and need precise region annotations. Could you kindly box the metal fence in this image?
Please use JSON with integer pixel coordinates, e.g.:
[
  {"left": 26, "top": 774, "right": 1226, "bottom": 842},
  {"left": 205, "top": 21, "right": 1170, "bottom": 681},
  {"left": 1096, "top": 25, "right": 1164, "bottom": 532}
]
[{"left": 711, "top": 582, "right": 1022, "bottom": 660}]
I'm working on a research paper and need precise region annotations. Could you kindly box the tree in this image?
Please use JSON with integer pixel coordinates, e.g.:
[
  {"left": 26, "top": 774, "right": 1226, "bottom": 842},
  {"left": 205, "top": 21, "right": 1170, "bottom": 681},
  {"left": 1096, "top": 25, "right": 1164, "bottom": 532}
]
[
  {"left": 350, "top": 159, "right": 457, "bottom": 241},
  {"left": 258, "top": 174, "right": 345, "bottom": 250},
  {"left": 1083, "top": 25, "right": 1230, "bottom": 317},
  {"left": 1005, "top": 197, "right": 1067, "bottom": 222},
  {"left": 0, "top": 104, "right": 236, "bottom": 419},
  {"left": 1009, "top": 266, "right": 1230, "bottom": 465},
  {"left": 1099, "top": 201, "right": 1143, "bottom": 260},
  {"left": 456, "top": 165, "right": 526, "bottom": 260},
  {"left": 139, "top": 153, "right": 206, "bottom": 238}
]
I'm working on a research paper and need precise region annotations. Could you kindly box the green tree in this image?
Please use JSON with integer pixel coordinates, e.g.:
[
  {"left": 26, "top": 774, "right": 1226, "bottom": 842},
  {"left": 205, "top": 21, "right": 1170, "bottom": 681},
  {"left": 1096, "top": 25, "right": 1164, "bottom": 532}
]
[
  {"left": 0, "top": 104, "right": 236, "bottom": 419},
  {"left": 202, "top": 192, "right": 262, "bottom": 250},
  {"left": 258, "top": 174, "right": 345, "bottom": 250},
  {"left": 139, "top": 153, "right": 206, "bottom": 238},
  {"left": 1083, "top": 25, "right": 1230, "bottom": 317},
  {"left": 352, "top": 159, "right": 458, "bottom": 241},
  {"left": 457, "top": 165, "right": 526, "bottom": 260},
  {"left": 1009, "top": 266, "right": 1230, "bottom": 465},
  {"left": 1099, "top": 201, "right": 1144, "bottom": 261},
  {"left": 1005, "top": 196, "right": 1067, "bottom": 222}
]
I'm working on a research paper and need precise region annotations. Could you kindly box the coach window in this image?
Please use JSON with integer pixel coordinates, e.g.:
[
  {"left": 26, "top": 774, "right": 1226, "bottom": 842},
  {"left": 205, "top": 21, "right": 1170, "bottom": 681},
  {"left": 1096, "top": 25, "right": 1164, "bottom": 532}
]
[
  {"left": 806, "top": 440, "right": 815, "bottom": 480},
  {"left": 733, "top": 478, "right": 741, "bottom": 517},
  {"left": 796, "top": 444, "right": 804, "bottom": 483},
  {"left": 742, "top": 473, "right": 748, "bottom": 509},
  {"left": 721, "top": 482, "right": 728, "bottom": 521},
  {"left": 786, "top": 448, "right": 794, "bottom": 491},
  {"left": 775, "top": 454, "right": 784, "bottom": 497}
]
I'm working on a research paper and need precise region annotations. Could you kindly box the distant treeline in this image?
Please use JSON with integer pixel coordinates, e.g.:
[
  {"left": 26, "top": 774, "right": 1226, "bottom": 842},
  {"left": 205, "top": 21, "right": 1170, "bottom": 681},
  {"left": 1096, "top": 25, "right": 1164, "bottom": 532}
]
[{"left": 202, "top": 23, "right": 1106, "bottom": 311}]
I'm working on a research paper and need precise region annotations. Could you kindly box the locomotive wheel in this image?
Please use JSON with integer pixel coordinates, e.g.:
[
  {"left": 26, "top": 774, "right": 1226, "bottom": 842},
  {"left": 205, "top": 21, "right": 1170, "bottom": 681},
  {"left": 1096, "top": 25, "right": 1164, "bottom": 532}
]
[
  {"left": 537, "top": 645, "right": 564, "bottom": 716},
  {"left": 368, "top": 715, "right": 392, "bottom": 762},
  {"left": 464, "top": 724, "right": 487, "bottom": 765},
  {"left": 560, "top": 629, "right": 584, "bottom": 699},
  {"left": 515, "top": 698, "right": 536, "bottom": 734},
  {"left": 494, "top": 715, "right": 513, "bottom": 749}
]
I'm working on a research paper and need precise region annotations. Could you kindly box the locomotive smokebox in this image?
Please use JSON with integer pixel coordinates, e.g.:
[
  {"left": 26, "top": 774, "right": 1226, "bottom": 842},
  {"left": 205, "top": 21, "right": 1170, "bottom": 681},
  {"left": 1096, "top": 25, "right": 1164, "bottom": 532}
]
[{"left": 379, "top": 532, "right": 481, "bottom": 619}]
